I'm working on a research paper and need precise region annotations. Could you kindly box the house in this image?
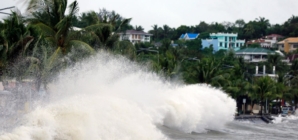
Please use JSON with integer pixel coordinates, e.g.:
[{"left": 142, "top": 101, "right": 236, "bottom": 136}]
[
  {"left": 277, "top": 37, "right": 298, "bottom": 53},
  {"left": 246, "top": 39, "right": 274, "bottom": 48},
  {"left": 201, "top": 33, "right": 245, "bottom": 52},
  {"left": 179, "top": 33, "right": 199, "bottom": 40},
  {"left": 264, "top": 34, "right": 284, "bottom": 40},
  {"left": 246, "top": 34, "right": 284, "bottom": 48},
  {"left": 235, "top": 48, "right": 277, "bottom": 63},
  {"left": 118, "top": 30, "right": 152, "bottom": 44}
]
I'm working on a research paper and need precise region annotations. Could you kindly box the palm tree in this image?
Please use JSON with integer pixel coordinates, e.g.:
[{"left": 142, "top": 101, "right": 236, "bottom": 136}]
[
  {"left": 113, "top": 40, "right": 136, "bottom": 60},
  {"left": 244, "top": 23, "right": 255, "bottom": 39},
  {"left": 0, "top": 12, "right": 34, "bottom": 80},
  {"left": 27, "top": 0, "right": 95, "bottom": 61},
  {"left": 255, "top": 17, "right": 270, "bottom": 37},
  {"left": 250, "top": 76, "right": 276, "bottom": 115},
  {"left": 24, "top": 0, "right": 95, "bottom": 90},
  {"left": 82, "top": 9, "right": 131, "bottom": 50},
  {"left": 151, "top": 24, "right": 158, "bottom": 41},
  {"left": 285, "top": 60, "right": 298, "bottom": 106},
  {"left": 182, "top": 57, "right": 222, "bottom": 84},
  {"left": 162, "top": 25, "right": 171, "bottom": 39},
  {"left": 26, "top": 37, "right": 66, "bottom": 90}
]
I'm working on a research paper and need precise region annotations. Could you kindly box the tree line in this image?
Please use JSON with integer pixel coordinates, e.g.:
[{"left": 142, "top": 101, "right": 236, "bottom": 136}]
[{"left": 147, "top": 16, "right": 298, "bottom": 42}]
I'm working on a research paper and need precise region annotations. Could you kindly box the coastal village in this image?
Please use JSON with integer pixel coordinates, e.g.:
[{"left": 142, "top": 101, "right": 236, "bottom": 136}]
[{"left": 1, "top": 1, "right": 298, "bottom": 123}]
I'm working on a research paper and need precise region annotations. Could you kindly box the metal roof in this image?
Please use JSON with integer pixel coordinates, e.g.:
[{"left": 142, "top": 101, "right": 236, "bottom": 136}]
[
  {"left": 186, "top": 33, "right": 199, "bottom": 39},
  {"left": 118, "top": 30, "right": 152, "bottom": 35},
  {"left": 180, "top": 34, "right": 185, "bottom": 38},
  {"left": 235, "top": 48, "right": 275, "bottom": 54}
]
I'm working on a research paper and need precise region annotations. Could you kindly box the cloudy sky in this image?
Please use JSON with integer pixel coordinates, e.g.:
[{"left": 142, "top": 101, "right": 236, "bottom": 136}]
[{"left": 1, "top": 0, "right": 298, "bottom": 31}]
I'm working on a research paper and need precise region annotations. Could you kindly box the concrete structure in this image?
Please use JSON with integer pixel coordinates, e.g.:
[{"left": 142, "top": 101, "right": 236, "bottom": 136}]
[
  {"left": 246, "top": 34, "right": 284, "bottom": 48},
  {"left": 201, "top": 32, "right": 245, "bottom": 52},
  {"left": 277, "top": 37, "right": 298, "bottom": 53},
  {"left": 265, "top": 34, "right": 284, "bottom": 40},
  {"left": 179, "top": 33, "right": 199, "bottom": 40},
  {"left": 118, "top": 30, "right": 152, "bottom": 44},
  {"left": 246, "top": 39, "right": 275, "bottom": 48},
  {"left": 235, "top": 48, "right": 276, "bottom": 62}
]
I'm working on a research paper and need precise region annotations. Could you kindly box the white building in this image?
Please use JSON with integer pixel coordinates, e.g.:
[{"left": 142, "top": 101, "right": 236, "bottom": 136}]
[
  {"left": 235, "top": 48, "right": 276, "bottom": 63},
  {"left": 246, "top": 34, "right": 284, "bottom": 48},
  {"left": 118, "top": 30, "right": 152, "bottom": 44}
]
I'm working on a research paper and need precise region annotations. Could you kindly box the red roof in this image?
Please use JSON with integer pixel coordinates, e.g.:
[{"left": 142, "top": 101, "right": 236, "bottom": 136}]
[
  {"left": 246, "top": 39, "right": 266, "bottom": 44},
  {"left": 265, "top": 34, "right": 284, "bottom": 38}
]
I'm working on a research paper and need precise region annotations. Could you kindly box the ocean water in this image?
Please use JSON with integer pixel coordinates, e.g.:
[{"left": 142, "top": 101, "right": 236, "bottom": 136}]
[
  {"left": 0, "top": 52, "right": 296, "bottom": 140},
  {"left": 161, "top": 114, "right": 298, "bottom": 140}
]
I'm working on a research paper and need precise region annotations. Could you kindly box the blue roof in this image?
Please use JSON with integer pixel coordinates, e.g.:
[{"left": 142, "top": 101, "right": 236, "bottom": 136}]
[
  {"left": 180, "top": 34, "right": 185, "bottom": 38},
  {"left": 185, "top": 33, "right": 199, "bottom": 39}
]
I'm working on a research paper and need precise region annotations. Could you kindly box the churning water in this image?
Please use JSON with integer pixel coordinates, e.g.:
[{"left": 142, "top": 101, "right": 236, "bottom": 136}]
[{"left": 0, "top": 51, "right": 297, "bottom": 140}]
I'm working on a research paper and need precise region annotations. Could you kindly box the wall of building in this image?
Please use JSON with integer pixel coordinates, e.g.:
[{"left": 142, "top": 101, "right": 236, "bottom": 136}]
[
  {"left": 289, "top": 43, "right": 298, "bottom": 52},
  {"left": 284, "top": 41, "right": 290, "bottom": 53},
  {"left": 208, "top": 33, "right": 244, "bottom": 51},
  {"left": 202, "top": 39, "right": 219, "bottom": 51},
  {"left": 119, "top": 34, "right": 151, "bottom": 44}
]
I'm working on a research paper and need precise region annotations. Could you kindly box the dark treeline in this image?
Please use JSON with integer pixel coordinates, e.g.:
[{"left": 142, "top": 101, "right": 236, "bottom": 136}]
[{"left": 148, "top": 16, "right": 298, "bottom": 41}]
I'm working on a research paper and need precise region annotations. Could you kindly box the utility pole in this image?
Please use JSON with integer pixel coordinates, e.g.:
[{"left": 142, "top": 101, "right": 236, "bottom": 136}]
[{"left": 0, "top": 6, "right": 15, "bottom": 15}]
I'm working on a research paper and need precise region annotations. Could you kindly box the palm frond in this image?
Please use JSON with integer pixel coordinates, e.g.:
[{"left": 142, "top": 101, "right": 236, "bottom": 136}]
[
  {"left": 32, "top": 22, "right": 56, "bottom": 37},
  {"left": 68, "top": 40, "right": 95, "bottom": 54}
]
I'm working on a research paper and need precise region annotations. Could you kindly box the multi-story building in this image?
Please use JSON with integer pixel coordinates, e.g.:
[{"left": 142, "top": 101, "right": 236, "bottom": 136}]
[
  {"left": 246, "top": 39, "right": 273, "bottom": 48},
  {"left": 201, "top": 33, "right": 245, "bottom": 52},
  {"left": 246, "top": 34, "right": 284, "bottom": 48},
  {"left": 118, "top": 30, "right": 152, "bottom": 44},
  {"left": 235, "top": 48, "right": 276, "bottom": 63},
  {"left": 277, "top": 37, "right": 298, "bottom": 53},
  {"left": 235, "top": 48, "right": 289, "bottom": 63}
]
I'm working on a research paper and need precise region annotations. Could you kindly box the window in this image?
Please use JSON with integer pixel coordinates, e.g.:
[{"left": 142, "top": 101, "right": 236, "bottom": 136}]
[
  {"left": 293, "top": 44, "right": 298, "bottom": 48},
  {"left": 236, "top": 43, "right": 238, "bottom": 47},
  {"left": 225, "top": 43, "right": 227, "bottom": 48},
  {"left": 220, "top": 42, "right": 222, "bottom": 47},
  {"left": 225, "top": 37, "right": 227, "bottom": 41}
]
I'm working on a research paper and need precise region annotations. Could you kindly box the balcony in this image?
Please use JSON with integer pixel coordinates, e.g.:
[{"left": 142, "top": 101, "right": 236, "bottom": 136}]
[
  {"left": 122, "top": 37, "right": 130, "bottom": 40},
  {"left": 144, "top": 37, "right": 150, "bottom": 41},
  {"left": 249, "top": 58, "right": 267, "bottom": 62}
]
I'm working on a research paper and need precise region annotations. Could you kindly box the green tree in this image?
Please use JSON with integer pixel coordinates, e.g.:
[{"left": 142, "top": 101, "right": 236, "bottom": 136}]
[
  {"left": 27, "top": 0, "right": 95, "bottom": 57},
  {"left": 113, "top": 41, "right": 136, "bottom": 60},
  {"left": 182, "top": 57, "right": 221, "bottom": 84},
  {"left": 0, "top": 12, "right": 34, "bottom": 80},
  {"left": 250, "top": 76, "right": 276, "bottom": 115}
]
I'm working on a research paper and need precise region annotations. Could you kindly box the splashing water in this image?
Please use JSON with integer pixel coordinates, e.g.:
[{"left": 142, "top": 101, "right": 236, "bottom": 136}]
[
  {"left": 0, "top": 52, "right": 236, "bottom": 140},
  {"left": 272, "top": 111, "right": 298, "bottom": 124}
]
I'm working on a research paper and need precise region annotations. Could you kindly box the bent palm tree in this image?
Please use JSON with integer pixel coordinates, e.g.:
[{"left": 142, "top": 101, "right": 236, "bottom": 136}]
[
  {"left": 0, "top": 12, "right": 34, "bottom": 80},
  {"left": 27, "top": 0, "right": 94, "bottom": 63}
]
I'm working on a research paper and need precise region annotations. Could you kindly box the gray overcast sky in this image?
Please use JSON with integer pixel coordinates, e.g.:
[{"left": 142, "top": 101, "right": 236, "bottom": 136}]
[{"left": 1, "top": 0, "right": 298, "bottom": 31}]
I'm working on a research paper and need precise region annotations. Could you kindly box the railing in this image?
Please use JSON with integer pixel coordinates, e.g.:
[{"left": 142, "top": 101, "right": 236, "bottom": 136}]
[
  {"left": 122, "top": 37, "right": 130, "bottom": 40},
  {"left": 144, "top": 37, "right": 150, "bottom": 41},
  {"left": 249, "top": 58, "right": 267, "bottom": 62}
]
